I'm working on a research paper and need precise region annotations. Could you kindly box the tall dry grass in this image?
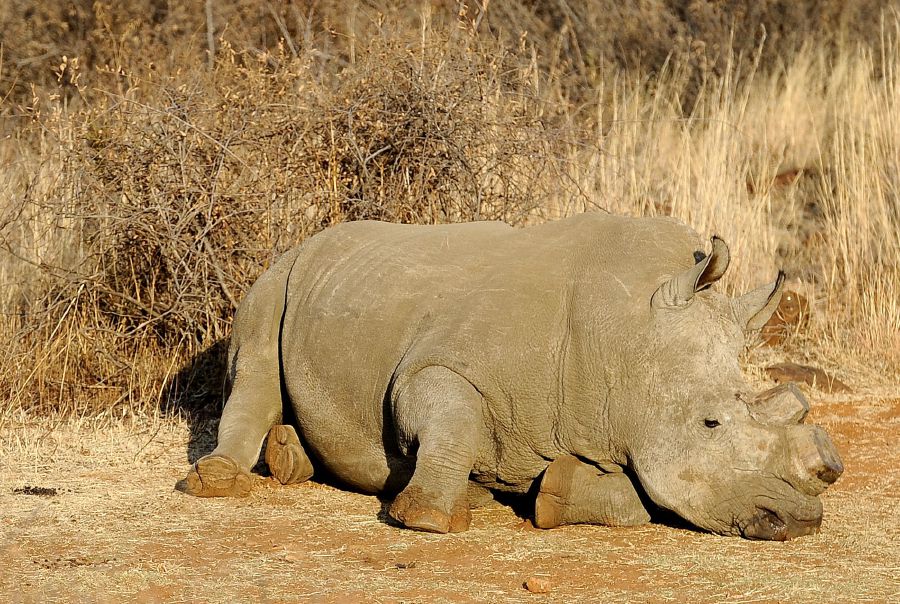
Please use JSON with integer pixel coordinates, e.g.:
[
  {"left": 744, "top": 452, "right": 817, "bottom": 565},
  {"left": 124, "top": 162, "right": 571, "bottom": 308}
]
[
  {"left": 0, "top": 4, "right": 897, "bottom": 423},
  {"left": 582, "top": 38, "right": 900, "bottom": 378}
]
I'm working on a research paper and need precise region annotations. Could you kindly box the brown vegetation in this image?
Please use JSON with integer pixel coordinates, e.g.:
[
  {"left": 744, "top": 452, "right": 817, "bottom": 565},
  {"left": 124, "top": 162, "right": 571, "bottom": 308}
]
[{"left": 1, "top": 1, "right": 898, "bottom": 421}]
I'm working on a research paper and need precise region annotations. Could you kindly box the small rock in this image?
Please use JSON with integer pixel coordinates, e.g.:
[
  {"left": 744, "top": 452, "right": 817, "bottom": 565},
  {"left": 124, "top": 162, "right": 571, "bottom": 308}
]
[
  {"left": 761, "top": 290, "right": 810, "bottom": 346},
  {"left": 766, "top": 362, "right": 851, "bottom": 394},
  {"left": 524, "top": 576, "right": 552, "bottom": 594}
]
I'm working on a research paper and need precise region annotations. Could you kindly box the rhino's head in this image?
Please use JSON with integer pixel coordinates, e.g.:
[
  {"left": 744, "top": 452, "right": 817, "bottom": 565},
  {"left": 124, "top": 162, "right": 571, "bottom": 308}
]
[{"left": 615, "top": 237, "right": 843, "bottom": 540}]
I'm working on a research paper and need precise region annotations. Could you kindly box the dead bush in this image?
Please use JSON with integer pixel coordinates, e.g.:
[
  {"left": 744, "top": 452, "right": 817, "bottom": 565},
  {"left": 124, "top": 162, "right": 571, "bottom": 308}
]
[
  {"left": 2, "top": 1, "right": 894, "bottom": 116},
  {"left": 0, "top": 27, "right": 575, "bottom": 415},
  {"left": 0, "top": 2, "right": 897, "bottom": 420}
]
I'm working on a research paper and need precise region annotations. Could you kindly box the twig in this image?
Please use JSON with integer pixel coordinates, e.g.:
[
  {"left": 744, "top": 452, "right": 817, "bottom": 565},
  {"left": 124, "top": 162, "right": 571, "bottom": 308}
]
[
  {"left": 94, "top": 91, "right": 257, "bottom": 177},
  {"left": 473, "top": 0, "right": 490, "bottom": 34},
  {"left": 205, "top": 0, "right": 216, "bottom": 70},
  {"left": 267, "top": 2, "right": 299, "bottom": 58},
  {"left": 202, "top": 235, "right": 238, "bottom": 311}
]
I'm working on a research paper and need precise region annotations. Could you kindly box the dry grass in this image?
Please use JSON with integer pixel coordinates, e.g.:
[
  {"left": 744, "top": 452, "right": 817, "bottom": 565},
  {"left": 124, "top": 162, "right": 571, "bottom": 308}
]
[{"left": 0, "top": 3, "right": 898, "bottom": 417}]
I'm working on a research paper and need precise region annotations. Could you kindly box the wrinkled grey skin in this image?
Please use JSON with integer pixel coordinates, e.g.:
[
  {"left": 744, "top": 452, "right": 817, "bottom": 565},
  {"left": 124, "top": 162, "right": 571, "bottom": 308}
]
[{"left": 180, "top": 213, "right": 842, "bottom": 539}]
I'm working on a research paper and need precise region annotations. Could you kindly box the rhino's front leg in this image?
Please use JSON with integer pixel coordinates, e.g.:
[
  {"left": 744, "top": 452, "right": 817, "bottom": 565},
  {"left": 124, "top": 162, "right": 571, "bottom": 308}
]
[
  {"left": 388, "top": 366, "right": 482, "bottom": 534},
  {"left": 534, "top": 455, "right": 651, "bottom": 529}
]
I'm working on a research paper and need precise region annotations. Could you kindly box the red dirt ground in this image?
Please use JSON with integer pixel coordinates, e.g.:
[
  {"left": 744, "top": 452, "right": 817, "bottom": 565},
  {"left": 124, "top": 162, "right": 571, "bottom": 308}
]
[{"left": 1, "top": 394, "right": 897, "bottom": 603}]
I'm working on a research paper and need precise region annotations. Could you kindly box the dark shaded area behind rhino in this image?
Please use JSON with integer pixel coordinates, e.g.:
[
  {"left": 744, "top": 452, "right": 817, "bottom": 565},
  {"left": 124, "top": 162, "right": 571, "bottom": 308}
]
[{"left": 161, "top": 339, "right": 228, "bottom": 461}]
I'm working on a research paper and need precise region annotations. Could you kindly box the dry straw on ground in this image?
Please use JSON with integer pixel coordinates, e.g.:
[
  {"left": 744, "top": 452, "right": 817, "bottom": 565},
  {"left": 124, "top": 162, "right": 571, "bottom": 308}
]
[{"left": 1, "top": 391, "right": 896, "bottom": 602}]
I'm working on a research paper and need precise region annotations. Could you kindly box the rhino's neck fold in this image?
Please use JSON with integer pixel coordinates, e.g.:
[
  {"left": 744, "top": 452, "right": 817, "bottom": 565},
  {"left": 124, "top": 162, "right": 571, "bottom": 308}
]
[
  {"left": 555, "top": 324, "right": 630, "bottom": 469},
  {"left": 544, "top": 262, "right": 652, "bottom": 470}
]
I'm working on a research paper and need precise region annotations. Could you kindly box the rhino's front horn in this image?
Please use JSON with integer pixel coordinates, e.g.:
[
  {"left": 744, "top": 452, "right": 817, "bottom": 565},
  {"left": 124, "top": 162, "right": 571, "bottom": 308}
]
[
  {"left": 749, "top": 383, "right": 809, "bottom": 425},
  {"left": 785, "top": 425, "right": 844, "bottom": 496}
]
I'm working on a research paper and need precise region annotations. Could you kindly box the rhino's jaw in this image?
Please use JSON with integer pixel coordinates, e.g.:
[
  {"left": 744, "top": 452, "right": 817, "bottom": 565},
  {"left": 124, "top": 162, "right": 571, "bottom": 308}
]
[
  {"left": 668, "top": 488, "right": 825, "bottom": 541},
  {"left": 739, "top": 505, "right": 822, "bottom": 541},
  {"left": 633, "top": 461, "right": 829, "bottom": 541}
]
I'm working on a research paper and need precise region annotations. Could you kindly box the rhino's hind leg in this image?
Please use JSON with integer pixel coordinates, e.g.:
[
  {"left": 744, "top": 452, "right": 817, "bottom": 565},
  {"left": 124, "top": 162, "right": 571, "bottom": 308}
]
[
  {"left": 534, "top": 455, "right": 651, "bottom": 529},
  {"left": 388, "top": 366, "right": 482, "bottom": 534},
  {"left": 177, "top": 382, "right": 281, "bottom": 498},
  {"left": 265, "top": 424, "right": 314, "bottom": 485},
  {"left": 177, "top": 248, "right": 300, "bottom": 498}
]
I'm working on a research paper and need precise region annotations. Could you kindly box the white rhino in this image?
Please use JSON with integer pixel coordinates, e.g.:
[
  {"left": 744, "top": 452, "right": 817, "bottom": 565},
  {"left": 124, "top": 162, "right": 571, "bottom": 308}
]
[{"left": 179, "top": 213, "right": 842, "bottom": 539}]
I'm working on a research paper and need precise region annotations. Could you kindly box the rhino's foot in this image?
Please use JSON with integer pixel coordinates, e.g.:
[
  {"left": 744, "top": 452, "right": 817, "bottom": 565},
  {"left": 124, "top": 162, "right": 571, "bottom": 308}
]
[
  {"left": 388, "top": 486, "right": 471, "bottom": 534},
  {"left": 265, "top": 424, "right": 314, "bottom": 485},
  {"left": 534, "top": 455, "right": 650, "bottom": 529},
  {"left": 534, "top": 455, "right": 581, "bottom": 529},
  {"left": 176, "top": 454, "right": 252, "bottom": 498}
]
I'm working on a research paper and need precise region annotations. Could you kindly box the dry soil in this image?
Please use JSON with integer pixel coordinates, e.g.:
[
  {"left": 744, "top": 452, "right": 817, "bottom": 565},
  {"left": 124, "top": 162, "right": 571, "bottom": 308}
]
[{"left": 1, "top": 392, "right": 897, "bottom": 603}]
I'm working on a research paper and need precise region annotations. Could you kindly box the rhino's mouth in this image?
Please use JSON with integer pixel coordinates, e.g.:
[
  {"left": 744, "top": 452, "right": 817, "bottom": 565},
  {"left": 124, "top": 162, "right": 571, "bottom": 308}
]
[{"left": 739, "top": 506, "right": 821, "bottom": 541}]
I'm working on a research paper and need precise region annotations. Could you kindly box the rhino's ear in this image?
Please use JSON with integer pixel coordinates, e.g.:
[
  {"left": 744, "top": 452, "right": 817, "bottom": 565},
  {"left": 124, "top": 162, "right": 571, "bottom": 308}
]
[
  {"left": 733, "top": 271, "right": 786, "bottom": 331},
  {"left": 651, "top": 236, "right": 730, "bottom": 309}
]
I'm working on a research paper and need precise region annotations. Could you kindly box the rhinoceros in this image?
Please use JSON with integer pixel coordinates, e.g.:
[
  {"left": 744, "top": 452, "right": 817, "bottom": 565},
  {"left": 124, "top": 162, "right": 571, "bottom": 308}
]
[{"left": 179, "top": 213, "right": 843, "bottom": 540}]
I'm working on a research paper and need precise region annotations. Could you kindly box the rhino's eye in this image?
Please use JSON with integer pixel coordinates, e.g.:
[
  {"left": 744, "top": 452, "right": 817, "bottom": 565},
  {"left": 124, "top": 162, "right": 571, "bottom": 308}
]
[{"left": 703, "top": 418, "right": 721, "bottom": 429}]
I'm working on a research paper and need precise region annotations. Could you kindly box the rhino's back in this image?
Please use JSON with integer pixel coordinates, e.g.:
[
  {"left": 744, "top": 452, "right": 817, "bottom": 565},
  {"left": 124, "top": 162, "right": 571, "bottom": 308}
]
[
  {"left": 281, "top": 218, "right": 530, "bottom": 392},
  {"left": 277, "top": 214, "right": 703, "bottom": 491},
  {"left": 285, "top": 212, "right": 702, "bottom": 331}
]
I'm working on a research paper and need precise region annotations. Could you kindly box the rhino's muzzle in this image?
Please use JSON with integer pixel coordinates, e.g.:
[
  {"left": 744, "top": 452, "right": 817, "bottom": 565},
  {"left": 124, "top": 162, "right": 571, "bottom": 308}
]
[
  {"left": 737, "top": 421, "right": 841, "bottom": 540},
  {"left": 741, "top": 506, "right": 821, "bottom": 541}
]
